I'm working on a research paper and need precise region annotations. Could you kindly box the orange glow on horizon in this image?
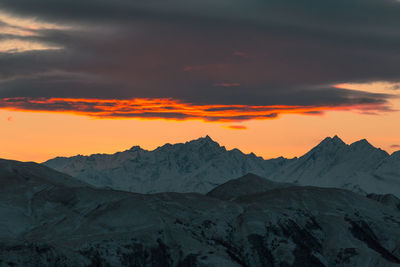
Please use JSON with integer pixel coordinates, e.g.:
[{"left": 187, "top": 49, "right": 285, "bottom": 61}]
[
  {"left": 1, "top": 108, "right": 399, "bottom": 163},
  {"left": 1, "top": 83, "right": 399, "bottom": 163}
]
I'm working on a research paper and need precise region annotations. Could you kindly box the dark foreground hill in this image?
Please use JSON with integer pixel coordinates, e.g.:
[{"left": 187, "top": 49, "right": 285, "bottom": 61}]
[{"left": 0, "top": 160, "right": 399, "bottom": 266}]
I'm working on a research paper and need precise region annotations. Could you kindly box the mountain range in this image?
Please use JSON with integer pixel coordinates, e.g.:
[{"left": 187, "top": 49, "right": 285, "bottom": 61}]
[
  {"left": 44, "top": 135, "right": 400, "bottom": 197},
  {"left": 1, "top": 159, "right": 399, "bottom": 266},
  {"left": 44, "top": 136, "right": 290, "bottom": 194}
]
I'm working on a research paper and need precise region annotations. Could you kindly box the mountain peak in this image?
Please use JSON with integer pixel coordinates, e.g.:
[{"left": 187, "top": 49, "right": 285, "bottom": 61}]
[
  {"left": 350, "top": 139, "right": 373, "bottom": 149},
  {"left": 198, "top": 135, "right": 214, "bottom": 142},
  {"left": 154, "top": 135, "right": 222, "bottom": 152},
  {"left": 129, "top": 145, "right": 144, "bottom": 152},
  {"left": 187, "top": 135, "right": 220, "bottom": 147},
  {"left": 332, "top": 135, "right": 342, "bottom": 141},
  {"left": 349, "top": 139, "right": 389, "bottom": 157},
  {"left": 318, "top": 135, "right": 346, "bottom": 147},
  {"left": 303, "top": 135, "right": 347, "bottom": 157}
]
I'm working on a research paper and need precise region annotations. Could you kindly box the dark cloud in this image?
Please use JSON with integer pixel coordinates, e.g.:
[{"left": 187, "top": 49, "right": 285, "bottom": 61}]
[
  {"left": 0, "top": 0, "right": 399, "bottom": 110},
  {"left": 390, "top": 144, "right": 400, "bottom": 149}
]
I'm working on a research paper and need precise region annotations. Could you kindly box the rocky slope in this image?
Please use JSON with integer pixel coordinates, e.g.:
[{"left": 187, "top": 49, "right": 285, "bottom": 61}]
[{"left": 0, "top": 161, "right": 399, "bottom": 266}]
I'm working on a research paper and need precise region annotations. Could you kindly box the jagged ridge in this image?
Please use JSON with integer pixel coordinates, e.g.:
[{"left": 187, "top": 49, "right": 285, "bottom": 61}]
[
  {"left": 44, "top": 135, "right": 400, "bottom": 196},
  {"left": 44, "top": 136, "right": 290, "bottom": 194}
]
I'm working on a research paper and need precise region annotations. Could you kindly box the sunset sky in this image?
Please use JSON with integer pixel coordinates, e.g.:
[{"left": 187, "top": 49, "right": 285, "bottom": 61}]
[{"left": 0, "top": 0, "right": 399, "bottom": 162}]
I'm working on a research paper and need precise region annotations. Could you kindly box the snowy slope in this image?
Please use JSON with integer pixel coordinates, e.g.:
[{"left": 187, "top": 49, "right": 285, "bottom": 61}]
[
  {"left": 44, "top": 135, "right": 400, "bottom": 196},
  {"left": 0, "top": 162, "right": 399, "bottom": 266},
  {"left": 268, "top": 136, "right": 400, "bottom": 196},
  {"left": 375, "top": 151, "right": 400, "bottom": 180},
  {"left": 44, "top": 136, "right": 290, "bottom": 194}
]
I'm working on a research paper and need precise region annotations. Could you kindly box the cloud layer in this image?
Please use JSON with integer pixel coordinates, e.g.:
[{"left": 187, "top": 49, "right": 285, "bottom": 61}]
[
  {"left": 0, "top": 0, "right": 399, "bottom": 119},
  {"left": 0, "top": 97, "right": 393, "bottom": 122}
]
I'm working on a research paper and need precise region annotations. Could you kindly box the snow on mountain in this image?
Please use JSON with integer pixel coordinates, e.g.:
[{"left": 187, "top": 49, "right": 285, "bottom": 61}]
[
  {"left": 1, "top": 160, "right": 400, "bottom": 266},
  {"left": 44, "top": 135, "right": 400, "bottom": 196},
  {"left": 44, "top": 136, "right": 290, "bottom": 194},
  {"left": 375, "top": 151, "right": 400, "bottom": 179},
  {"left": 268, "top": 136, "right": 400, "bottom": 196}
]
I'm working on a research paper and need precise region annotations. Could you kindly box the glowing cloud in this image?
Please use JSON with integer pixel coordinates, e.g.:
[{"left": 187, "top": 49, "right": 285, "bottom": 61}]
[
  {"left": 0, "top": 39, "right": 62, "bottom": 53},
  {"left": 0, "top": 25, "right": 36, "bottom": 36},
  {"left": 0, "top": 97, "right": 393, "bottom": 122},
  {"left": 0, "top": 10, "right": 67, "bottom": 31},
  {"left": 0, "top": 10, "right": 67, "bottom": 53},
  {"left": 334, "top": 82, "right": 400, "bottom": 94},
  {"left": 225, "top": 125, "right": 247, "bottom": 130}
]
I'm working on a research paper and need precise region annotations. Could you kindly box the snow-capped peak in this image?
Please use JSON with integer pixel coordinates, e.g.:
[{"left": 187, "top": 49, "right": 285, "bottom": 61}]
[
  {"left": 154, "top": 135, "right": 222, "bottom": 153},
  {"left": 185, "top": 135, "right": 221, "bottom": 148},
  {"left": 298, "top": 135, "right": 347, "bottom": 163},
  {"left": 128, "top": 145, "right": 145, "bottom": 152},
  {"left": 44, "top": 135, "right": 287, "bottom": 194},
  {"left": 43, "top": 135, "right": 400, "bottom": 197},
  {"left": 268, "top": 135, "right": 400, "bottom": 196},
  {"left": 349, "top": 139, "right": 386, "bottom": 154},
  {"left": 314, "top": 135, "right": 346, "bottom": 150}
]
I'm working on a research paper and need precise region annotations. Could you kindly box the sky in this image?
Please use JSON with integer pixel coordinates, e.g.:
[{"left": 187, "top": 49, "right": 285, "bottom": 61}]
[{"left": 0, "top": 0, "right": 399, "bottom": 162}]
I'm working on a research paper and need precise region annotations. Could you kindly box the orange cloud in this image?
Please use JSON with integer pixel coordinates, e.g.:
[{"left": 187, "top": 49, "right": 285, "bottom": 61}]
[
  {"left": 0, "top": 97, "right": 392, "bottom": 122},
  {"left": 225, "top": 125, "right": 247, "bottom": 130}
]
